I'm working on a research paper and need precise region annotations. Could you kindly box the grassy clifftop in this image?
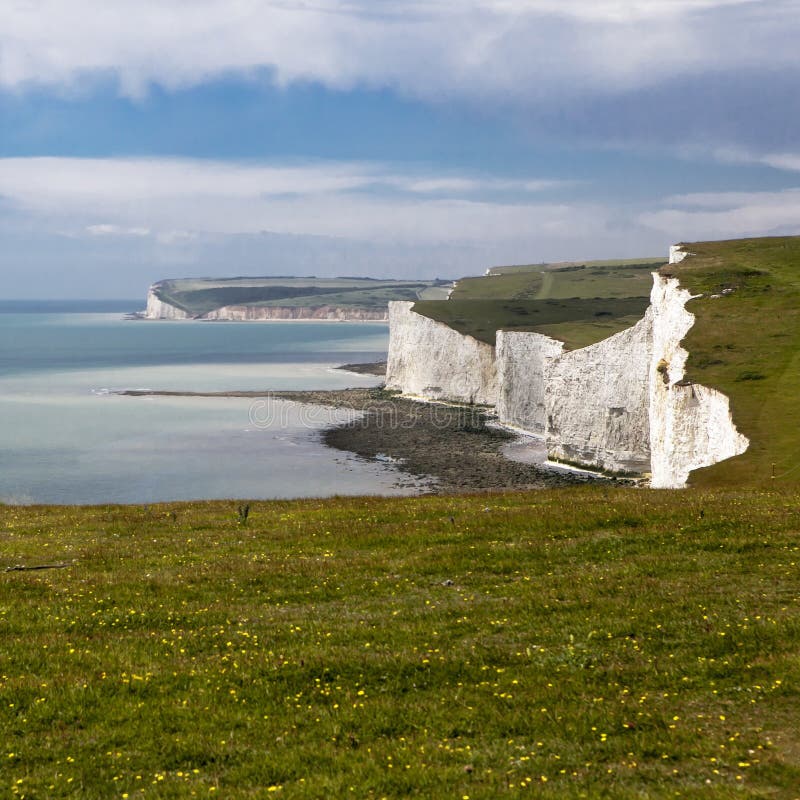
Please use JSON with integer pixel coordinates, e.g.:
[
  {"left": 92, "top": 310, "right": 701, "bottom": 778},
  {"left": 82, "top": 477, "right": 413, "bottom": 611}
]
[
  {"left": 3, "top": 489, "right": 800, "bottom": 797},
  {"left": 412, "top": 258, "right": 658, "bottom": 349},
  {"left": 663, "top": 236, "right": 800, "bottom": 488}
]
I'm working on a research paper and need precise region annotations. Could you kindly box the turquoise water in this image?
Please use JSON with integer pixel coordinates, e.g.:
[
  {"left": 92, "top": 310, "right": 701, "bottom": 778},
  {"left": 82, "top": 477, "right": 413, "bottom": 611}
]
[{"left": 0, "top": 305, "right": 407, "bottom": 505}]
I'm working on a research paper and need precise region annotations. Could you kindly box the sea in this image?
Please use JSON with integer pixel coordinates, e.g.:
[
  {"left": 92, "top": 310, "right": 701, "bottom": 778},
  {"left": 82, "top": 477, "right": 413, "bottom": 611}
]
[{"left": 0, "top": 301, "right": 413, "bottom": 505}]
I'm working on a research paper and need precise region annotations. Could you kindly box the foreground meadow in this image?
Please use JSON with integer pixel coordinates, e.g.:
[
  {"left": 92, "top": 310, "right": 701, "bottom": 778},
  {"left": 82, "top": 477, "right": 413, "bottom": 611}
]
[{"left": 2, "top": 488, "right": 800, "bottom": 798}]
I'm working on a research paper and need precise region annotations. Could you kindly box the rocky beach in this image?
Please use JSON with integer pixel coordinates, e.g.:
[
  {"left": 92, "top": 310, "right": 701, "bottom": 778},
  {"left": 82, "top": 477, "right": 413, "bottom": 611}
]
[{"left": 120, "top": 384, "right": 600, "bottom": 493}]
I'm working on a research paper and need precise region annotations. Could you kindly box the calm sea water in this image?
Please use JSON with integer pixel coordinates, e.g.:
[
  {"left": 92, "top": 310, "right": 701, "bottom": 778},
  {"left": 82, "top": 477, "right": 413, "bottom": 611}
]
[{"left": 0, "top": 303, "right": 410, "bottom": 505}]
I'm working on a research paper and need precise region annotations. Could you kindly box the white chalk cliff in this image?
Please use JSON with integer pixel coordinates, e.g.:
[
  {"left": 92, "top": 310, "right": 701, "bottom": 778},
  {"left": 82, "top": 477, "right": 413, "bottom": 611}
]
[
  {"left": 647, "top": 277, "right": 748, "bottom": 488},
  {"left": 143, "top": 286, "right": 389, "bottom": 321},
  {"left": 385, "top": 255, "right": 749, "bottom": 487},
  {"left": 669, "top": 245, "right": 691, "bottom": 265},
  {"left": 540, "top": 311, "right": 654, "bottom": 475},
  {"left": 385, "top": 302, "right": 499, "bottom": 405},
  {"left": 496, "top": 332, "right": 564, "bottom": 435},
  {"left": 145, "top": 286, "right": 190, "bottom": 320},
  {"left": 201, "top": 305, "right": 388, "bottom": 321}
]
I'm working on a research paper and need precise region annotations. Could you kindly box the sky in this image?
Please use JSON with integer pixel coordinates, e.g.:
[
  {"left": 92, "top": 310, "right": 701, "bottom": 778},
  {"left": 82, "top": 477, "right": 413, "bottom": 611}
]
[{"left": 2, "top": 1, "right": 800, "bottom": 299}]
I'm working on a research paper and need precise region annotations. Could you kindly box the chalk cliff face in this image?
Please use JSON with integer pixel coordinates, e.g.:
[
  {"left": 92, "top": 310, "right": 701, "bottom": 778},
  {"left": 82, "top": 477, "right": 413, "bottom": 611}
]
[
  {"left": 201, "top": 305, "right": 388, "bottom": 321},
  {"left": 496, "top": 332, "right": 564, "bottom": 435},
  {"left": 669, "top": 245, "right": 691, "bottom": 265},
  {"left": 385, "top": 302, "right": 499, "bottom": 405},
  {"left": 648, "top": 277, "right": 748, "bottom": 488},
  {"left": 496, "top": 316, "right": 652, "bottom": 474},
  {"left": 543, "top": 311, "right": 654, "bottom": 474},
  {"left": 143, "top": 287, "right": 389, "bottom": 321},
  {"left": 144, "top": 287, "right": 190, "bottom": 320},
  {"left": 385, "top": 265, "right": 749, "bottom": 487}
]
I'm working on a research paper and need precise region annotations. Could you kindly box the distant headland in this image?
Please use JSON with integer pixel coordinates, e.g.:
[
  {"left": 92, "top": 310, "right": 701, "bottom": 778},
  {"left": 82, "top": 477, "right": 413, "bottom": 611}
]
[{"left": 139, "top": 276, "right": 453, "bottom": 321}]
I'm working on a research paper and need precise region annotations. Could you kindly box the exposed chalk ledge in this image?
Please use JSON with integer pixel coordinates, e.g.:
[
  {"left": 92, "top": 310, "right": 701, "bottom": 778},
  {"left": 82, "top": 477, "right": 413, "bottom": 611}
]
[{"left": 385, "top": 247, "right": 748, "bottom": 488}]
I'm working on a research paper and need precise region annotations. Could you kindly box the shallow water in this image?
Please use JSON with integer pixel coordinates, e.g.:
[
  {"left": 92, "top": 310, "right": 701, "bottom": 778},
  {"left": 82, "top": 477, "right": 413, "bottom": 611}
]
[{"left": 0, "top": 306, "right": 414, "bottom": 504}]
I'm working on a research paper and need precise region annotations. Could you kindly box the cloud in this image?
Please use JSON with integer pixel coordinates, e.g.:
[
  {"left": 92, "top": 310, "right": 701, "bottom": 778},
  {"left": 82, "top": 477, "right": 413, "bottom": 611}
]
[
  {"left": 5, "top": 155, "right": 800, "bottom": 298},
  {"left": 760, "top": 154, "right": 800, "bottom": 173},
  {"left": 0, "top": 156, "right": 575, "bottom": 243},
  {"left": 711, "top": 148, "right": 800, "bottom": 174},
  {"left": 0, "top": 155, "right": 669, "bottom": 295},
  {"left": 0, "top": 156, "right": 559, "bottom": 204},
  {"left": 640, "top": 188, "right": 800, "bottom": 241},
  {"left": 5, "top": 156, "right": 800, "bottom": 257},
  {"left": 86, "top": 224, "right": 151, "bottom": 237},
  {"left": 388, "top": 177, "right": 566, "bottom": 194},
  {"left": 1, "top": 0, "right": 797, "bottom": 104}
]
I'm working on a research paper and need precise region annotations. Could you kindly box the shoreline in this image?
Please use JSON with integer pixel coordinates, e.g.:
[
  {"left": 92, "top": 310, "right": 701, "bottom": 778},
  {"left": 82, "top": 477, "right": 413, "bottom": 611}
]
[
  {"left": 278, "top": 388, "right": 604, "bottom": 493},
  {"left": 117, "top": 384, "right": 604, "bottom": 493}
]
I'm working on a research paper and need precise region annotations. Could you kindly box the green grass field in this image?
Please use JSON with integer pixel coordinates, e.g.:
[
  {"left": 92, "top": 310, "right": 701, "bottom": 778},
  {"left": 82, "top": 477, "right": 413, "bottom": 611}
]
[
  {"left": 485, "top": 258, "right": 665, "bottom": 277},
  {"left": 153, "top": 278, "right": 451, "bottom": 317},
  {"left": 416, "top": 259, "right": 658, "bottom": 348},
  {"left": 664, "top": 237, "right": 800, "bottom": 489},
  {"left": 3, "top": 488, "right": 800, "bottom": 798},
  {"left": 452, "top": 260, "right": 660, "bottom": 302},
  {"left": 412, "top": 298, "right": 650, "bottom": 348}
]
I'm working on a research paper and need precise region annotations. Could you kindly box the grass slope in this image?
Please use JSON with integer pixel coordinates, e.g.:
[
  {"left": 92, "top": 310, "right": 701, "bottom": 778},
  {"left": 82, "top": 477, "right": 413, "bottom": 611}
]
[
  {"left": 663, "top": 236, "right": 800, "bottom": 488},
  {"left": 3, "top": 489, "right": 800, "bottom": 798},
  {"left": 412, "top": 298, "right": 650, "bottom": 349},
  {"left": 416, "top": 259, "right": 658, "bottom": 349},
  {"left": 154, "top": 278, "right": 449, "bottom": 317},
  {"left": 457, "top": 260, "right": 661, "bottom": 301},
  {"left": 486, "top": 258, "right": 665, "bottom": 277}
]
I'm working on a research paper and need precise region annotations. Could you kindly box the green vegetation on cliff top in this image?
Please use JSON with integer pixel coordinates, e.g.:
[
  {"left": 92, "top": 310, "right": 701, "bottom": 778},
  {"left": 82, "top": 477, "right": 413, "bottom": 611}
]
[
  {"left": 663, "top": 236, "right": 800, "bottom": 489},
  {"left": 154, "top": 277, "right": 451, "bottom": 317},
  {"left": 3, "top": 488, "right": 800, "bottom": 798},
  {"left": 413, "top": 258, "right": 658, "bottom": 348}
]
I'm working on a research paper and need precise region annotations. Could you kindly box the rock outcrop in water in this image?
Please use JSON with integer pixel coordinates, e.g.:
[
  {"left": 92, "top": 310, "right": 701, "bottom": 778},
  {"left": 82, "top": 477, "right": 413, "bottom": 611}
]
[{"left": 385, "top": 249, "right": 749, "bottom": 487}]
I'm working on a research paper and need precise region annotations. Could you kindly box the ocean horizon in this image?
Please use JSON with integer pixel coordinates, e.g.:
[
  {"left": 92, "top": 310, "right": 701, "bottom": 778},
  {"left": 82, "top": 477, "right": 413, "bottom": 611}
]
[{"left": 0, "top": 301, "right": 413, "bottom": 505}]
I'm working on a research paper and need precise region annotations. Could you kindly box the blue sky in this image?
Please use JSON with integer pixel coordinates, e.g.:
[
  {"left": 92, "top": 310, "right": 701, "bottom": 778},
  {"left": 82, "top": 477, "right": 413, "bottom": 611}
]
[{"left": 2, "top": 0, "right": 800, "bottom": 298}]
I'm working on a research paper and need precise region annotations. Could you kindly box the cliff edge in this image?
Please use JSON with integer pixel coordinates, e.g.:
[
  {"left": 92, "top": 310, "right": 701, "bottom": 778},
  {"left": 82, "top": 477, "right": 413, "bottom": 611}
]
[
  {"left": 386, "top": 244, "right": 755, "bottom": 488},
  {"left": 145, "top": 285, "right": 190, "bottom": 320}
]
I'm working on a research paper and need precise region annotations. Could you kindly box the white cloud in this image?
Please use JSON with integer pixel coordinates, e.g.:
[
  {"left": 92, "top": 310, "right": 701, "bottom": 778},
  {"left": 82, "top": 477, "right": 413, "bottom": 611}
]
[
  {"left": 386, "top": 176, "right": 566, "bottom": 194},
  {"left": 0, "top": 0, "right": 796, "bottom": 102},
  {"left": 710, "top": 147, "right": 800, "bottom": 174},
  {"left": 736, "top": 152, "right": 800, "bottom": 175},
  {"left": 86, "top": 224, "right": 151, "bottom": 237},
  {"left": 5, "top": 155, "right": 800, "bottom": 292},
  {"left": 0, "top": 155, "right": 669, "bottom": 295},
  {"left": 0, "top": 157, "right": 559, "bottom": 205},
  {"left": 761, "top": 154, "right": 800, "bottom": 173},
  {"left": 640, "top": 188, "right": 800, "bottom": 241},
  {"left": 0, "top": 156, "right": 574, "bottom": 243}
]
